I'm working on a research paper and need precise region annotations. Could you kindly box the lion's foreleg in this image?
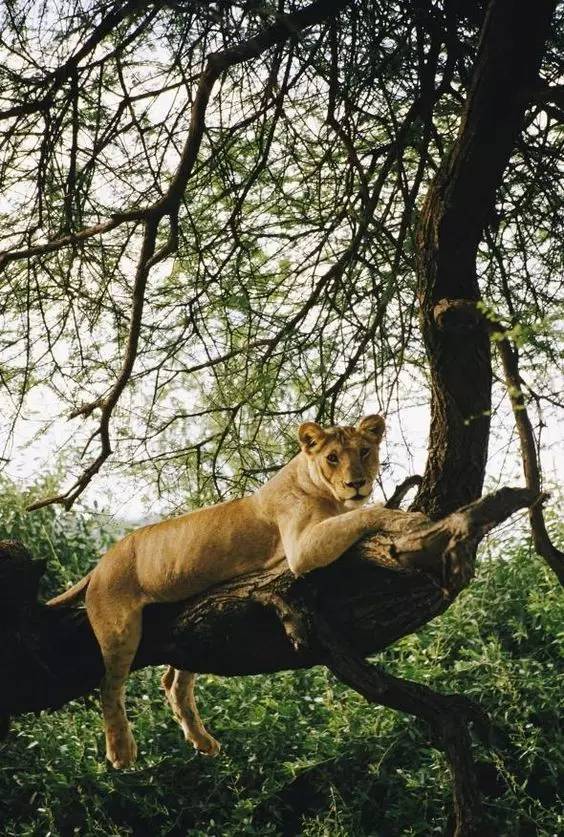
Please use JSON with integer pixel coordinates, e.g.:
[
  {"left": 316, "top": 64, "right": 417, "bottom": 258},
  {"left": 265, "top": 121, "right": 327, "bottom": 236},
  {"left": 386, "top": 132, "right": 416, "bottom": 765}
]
[{"left": 286, "top": 504, "right": 393, "bottom": 576}]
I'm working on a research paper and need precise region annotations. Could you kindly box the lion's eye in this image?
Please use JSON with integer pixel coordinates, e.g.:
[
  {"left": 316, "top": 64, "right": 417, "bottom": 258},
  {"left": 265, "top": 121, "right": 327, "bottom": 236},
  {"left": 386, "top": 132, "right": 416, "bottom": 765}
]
[
  {"left": 360, "top": 448, "right": 370, "bottom": 458},
  {"left": 327, "top": 453, "right": 339, "bottom": 465}
]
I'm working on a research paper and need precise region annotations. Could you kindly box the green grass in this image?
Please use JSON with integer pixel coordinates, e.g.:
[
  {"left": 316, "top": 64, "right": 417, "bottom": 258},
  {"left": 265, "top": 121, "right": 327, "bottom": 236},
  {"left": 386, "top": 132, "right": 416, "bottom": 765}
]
[{"left": 0, "top": 478, "right": 562, "bottom": 835}]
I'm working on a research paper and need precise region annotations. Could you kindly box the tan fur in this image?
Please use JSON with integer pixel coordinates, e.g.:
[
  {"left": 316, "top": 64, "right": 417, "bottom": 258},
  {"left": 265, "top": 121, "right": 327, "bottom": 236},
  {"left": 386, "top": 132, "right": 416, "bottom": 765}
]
[{"left": 48, "top": 415, "right": 387, "bottom": 768}]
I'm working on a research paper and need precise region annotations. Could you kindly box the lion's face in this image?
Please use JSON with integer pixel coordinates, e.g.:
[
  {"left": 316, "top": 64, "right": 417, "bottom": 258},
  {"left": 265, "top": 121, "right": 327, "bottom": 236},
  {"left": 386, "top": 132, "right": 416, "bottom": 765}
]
[{"left": 298, "top": 415, "right": 385, "bottom": 508}]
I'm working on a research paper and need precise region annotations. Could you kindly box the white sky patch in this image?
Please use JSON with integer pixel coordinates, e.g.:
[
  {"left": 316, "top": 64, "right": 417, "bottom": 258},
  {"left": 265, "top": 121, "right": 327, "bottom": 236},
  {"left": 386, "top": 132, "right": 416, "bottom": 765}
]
[{"left": 3, "top": 365, "right": 562, "bottom": 526}]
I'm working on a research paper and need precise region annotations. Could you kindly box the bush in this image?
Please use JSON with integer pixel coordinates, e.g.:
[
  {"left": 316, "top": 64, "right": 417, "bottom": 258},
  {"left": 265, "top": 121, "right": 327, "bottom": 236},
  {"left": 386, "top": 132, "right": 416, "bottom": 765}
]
[
  {"left": 0, "top": 482, "right": 561, "bottom": 836},
  {"left": 0, "top": 476, "right": 118, "bottom": 599}
]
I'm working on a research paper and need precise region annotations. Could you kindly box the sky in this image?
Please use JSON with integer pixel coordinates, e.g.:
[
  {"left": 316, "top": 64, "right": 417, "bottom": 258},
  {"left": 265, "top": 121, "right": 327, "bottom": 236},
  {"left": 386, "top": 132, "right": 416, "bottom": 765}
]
[{"left": 3, "top": 366, "right": 562, "bottom": 527}]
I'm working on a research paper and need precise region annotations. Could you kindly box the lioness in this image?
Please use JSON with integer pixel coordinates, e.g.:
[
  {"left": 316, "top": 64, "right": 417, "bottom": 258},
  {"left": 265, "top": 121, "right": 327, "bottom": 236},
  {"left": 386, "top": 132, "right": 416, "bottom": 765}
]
[{"left": 49, "top": 415, "right": 387, "bottom": 768}]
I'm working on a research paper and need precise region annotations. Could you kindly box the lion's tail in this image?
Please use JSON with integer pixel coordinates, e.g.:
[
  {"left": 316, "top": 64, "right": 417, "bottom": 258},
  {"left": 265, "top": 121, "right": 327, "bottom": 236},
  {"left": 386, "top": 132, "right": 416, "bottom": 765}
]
[{"left": 46, "top": 571, "right": 93, "bottom": 607}]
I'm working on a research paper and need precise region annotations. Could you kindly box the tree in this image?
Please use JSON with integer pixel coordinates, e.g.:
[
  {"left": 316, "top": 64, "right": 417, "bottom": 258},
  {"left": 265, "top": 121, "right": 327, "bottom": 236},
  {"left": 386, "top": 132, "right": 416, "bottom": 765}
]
[
  {"left": 1, "top": 1, "right": 563, "bottom": 834},
  {"left": 0, "top": 0, "right": 561, "bottom": 512}
]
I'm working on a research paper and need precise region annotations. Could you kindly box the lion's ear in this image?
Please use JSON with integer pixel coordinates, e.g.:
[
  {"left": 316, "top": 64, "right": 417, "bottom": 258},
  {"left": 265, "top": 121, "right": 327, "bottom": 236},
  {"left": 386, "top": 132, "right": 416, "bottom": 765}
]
[
  {"left": 357, "top": 414, "right": 385, "bottom": 444},
  {"left": 298, "top": 421, "right": 326, "bottom": 452}
]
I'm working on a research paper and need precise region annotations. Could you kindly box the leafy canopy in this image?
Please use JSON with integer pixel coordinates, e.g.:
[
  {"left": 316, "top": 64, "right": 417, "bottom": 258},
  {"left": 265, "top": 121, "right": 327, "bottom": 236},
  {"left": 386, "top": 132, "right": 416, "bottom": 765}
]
[{"left": 0, "top": 1, "right": 562, "bottom": 507}]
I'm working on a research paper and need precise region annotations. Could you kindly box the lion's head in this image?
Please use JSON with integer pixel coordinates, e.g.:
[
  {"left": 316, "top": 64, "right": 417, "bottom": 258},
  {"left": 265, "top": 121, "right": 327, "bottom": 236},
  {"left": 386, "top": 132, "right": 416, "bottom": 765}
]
[{"left": 298, "top": 415, "right": 385, "bottom": 508}]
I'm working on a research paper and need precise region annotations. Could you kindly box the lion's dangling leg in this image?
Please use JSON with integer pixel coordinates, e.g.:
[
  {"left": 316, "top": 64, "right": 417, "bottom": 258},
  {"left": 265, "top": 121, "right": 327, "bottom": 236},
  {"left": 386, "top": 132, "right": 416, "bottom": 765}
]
[
  {"left": 86, "top": 585, "right": 143, "bottom": 768},
  {"left": 162, "top": 667, "right": 221, "bottom": 756}
]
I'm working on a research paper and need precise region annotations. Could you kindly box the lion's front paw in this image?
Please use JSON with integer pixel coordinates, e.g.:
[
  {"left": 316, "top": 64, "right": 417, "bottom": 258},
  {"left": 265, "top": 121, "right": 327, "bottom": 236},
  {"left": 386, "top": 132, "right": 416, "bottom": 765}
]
[
  {"left": 106, "top": 724, "right": 138, "bottom": 769},
  {"left": 363, "top": 503, "right": 386, "bottom": 526}
]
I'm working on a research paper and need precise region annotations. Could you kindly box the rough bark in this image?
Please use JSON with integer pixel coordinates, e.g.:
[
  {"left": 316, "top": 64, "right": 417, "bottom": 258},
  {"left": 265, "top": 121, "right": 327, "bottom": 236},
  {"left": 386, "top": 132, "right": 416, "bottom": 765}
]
[
  {"left": 0, "top": 487, "right": 541, "bottom": 836},
  {"left": 402, "top": 4, "right": 557, "bottom": 827},
  {"left": 414, "top": 0, "right": 557, "bottom": 518}
]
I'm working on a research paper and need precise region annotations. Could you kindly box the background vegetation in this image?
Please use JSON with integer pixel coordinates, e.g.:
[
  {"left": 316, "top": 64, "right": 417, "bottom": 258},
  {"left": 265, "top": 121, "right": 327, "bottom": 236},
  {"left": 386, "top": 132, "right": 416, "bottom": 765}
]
[{"left": 1, "top": 478, "right": 561, "bottom": 836}]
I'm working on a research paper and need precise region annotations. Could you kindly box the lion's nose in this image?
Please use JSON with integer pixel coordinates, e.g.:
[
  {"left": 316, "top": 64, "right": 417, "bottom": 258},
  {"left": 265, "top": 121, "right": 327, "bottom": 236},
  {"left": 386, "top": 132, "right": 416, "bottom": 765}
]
[{"left": 345, "top": 479, "right": 366, "bottom": 489}]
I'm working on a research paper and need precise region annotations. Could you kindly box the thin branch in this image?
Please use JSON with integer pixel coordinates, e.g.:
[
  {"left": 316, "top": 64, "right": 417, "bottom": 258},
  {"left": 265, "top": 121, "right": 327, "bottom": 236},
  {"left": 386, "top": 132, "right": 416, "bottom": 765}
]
[
  {"left": 27, "top": 216, "right": 159, "bottom": 510},
  {"left": 25, "top": 0, "right": 352, "bottom": 510},
  {"left": 494, "top": 333, "right": 564, "bottom": 584},
  {"left": 385, "top": 475, "right": 423, "bottom": 509},
  {"left": 430, "top": 297, "right": 563, "bottom": 585},
  {"left": 0, "top": 0, "right": 153, "bottom": 121}
]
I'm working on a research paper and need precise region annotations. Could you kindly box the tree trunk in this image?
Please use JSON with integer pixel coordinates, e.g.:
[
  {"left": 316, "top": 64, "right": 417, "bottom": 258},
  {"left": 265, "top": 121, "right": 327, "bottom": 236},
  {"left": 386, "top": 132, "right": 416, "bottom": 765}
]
[
  {"left": 404, "top": 3, "right": 556, "bottom": 828},
  {"left": 414, "top": 0, "right": 556, "bottom": 519}
]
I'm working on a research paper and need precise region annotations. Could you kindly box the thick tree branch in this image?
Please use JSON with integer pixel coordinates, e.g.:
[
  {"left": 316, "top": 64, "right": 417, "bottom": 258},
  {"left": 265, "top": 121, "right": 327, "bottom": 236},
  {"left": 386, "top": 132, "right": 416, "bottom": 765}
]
[{"left": 3, "top": 486, "right": 538, "bottom": 714}]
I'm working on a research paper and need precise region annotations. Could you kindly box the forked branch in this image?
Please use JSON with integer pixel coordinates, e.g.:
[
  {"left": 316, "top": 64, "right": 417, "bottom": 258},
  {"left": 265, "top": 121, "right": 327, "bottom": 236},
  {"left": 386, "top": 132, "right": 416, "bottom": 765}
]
[
  {"left": 429, "top": 296, "right": 563, "bottom": 586},
  {"left": 316, "top": 616, "right": 488, "bottom": 837}
]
